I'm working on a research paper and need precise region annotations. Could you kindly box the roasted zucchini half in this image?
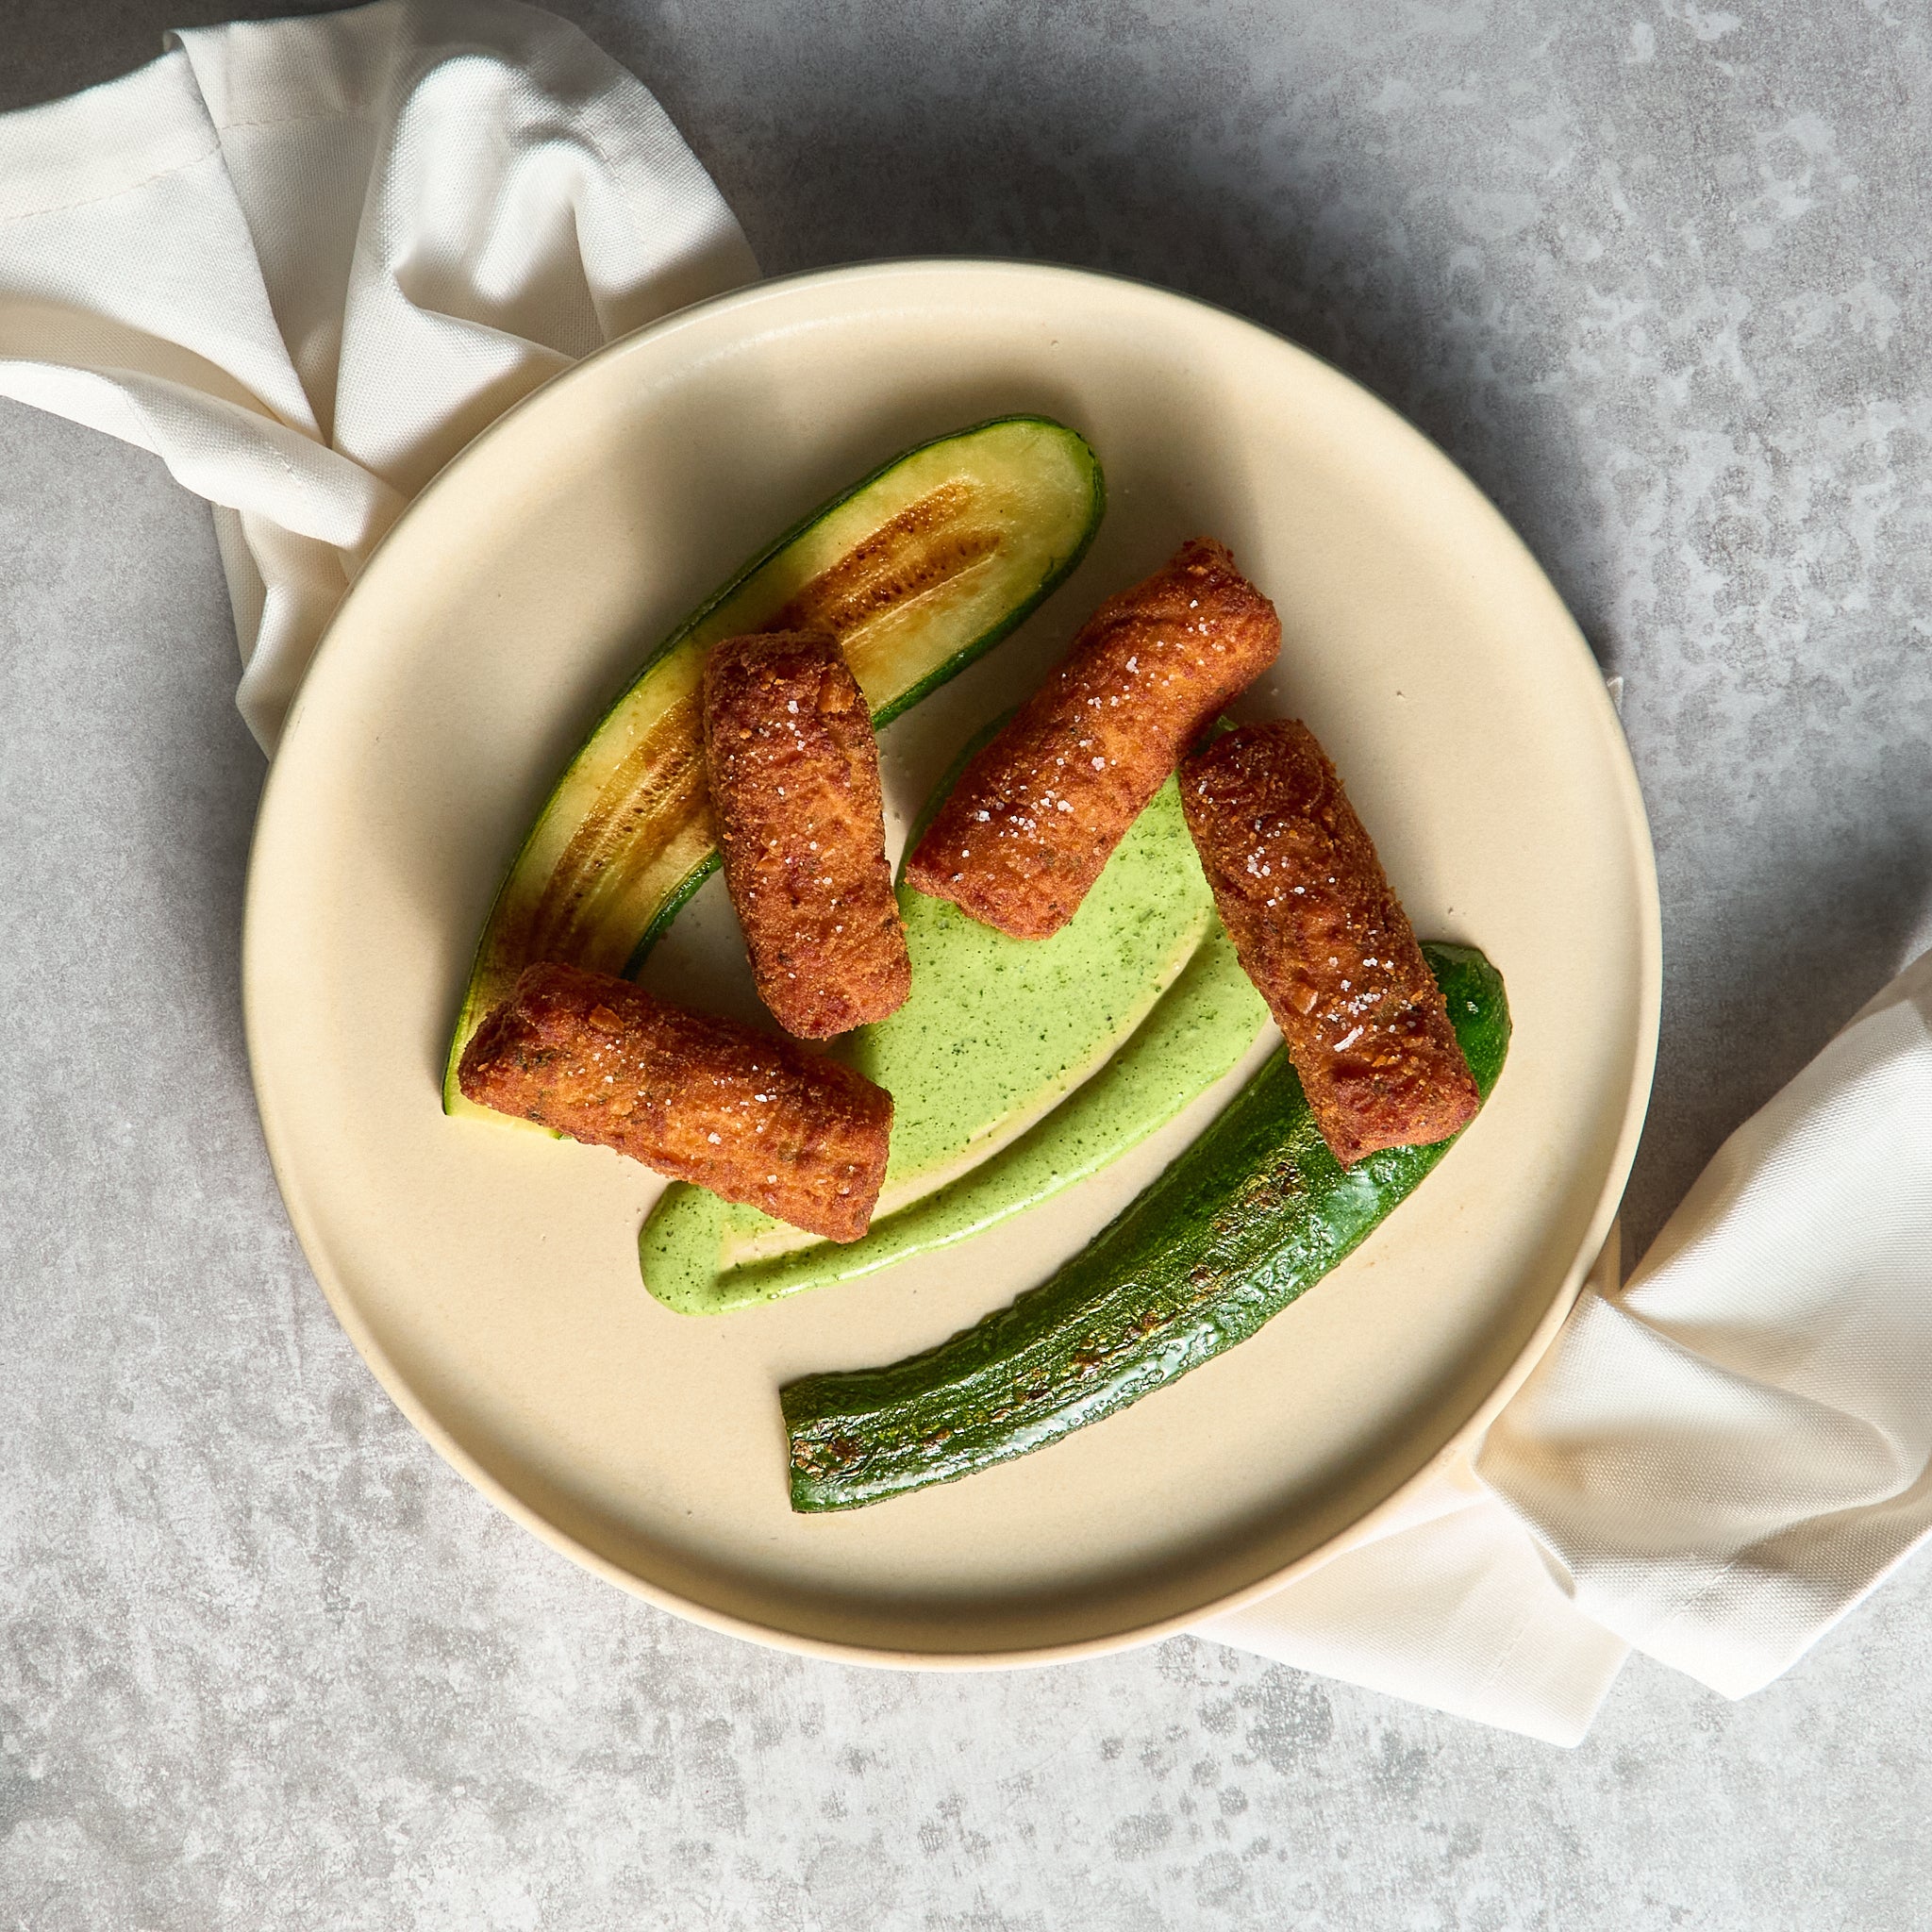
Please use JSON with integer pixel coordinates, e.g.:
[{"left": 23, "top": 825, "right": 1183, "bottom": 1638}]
[{"left": 444, "top": 416, "right": 1105, "bottom": 1117}]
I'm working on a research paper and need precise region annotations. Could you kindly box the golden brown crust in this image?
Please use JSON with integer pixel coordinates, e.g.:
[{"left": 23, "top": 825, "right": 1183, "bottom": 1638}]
[
  {"left": 457, "top": 962, "right": 892, "bottom": 1241},
  {"left": 702, "top": 631, "right": 909, "bottom": 1039},
  {"left": 904, "top": 538, "right": 1280, "bottom": 939},
  {"left": 1179, "top": 722, "right": 1479, "bottom": 1167}
]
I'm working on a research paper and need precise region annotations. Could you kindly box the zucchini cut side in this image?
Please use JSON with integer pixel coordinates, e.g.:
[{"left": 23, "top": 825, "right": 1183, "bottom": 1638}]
[
  {"left": 442, "top": 416, "right": 1105, "bottom": 1117},
  {"left": 782, "top": 944, "right": 1510, "bottom": 1512}
]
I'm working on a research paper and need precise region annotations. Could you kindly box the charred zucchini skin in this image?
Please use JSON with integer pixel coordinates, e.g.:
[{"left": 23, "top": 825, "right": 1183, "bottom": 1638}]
[
  {"left": 442, "top": 416, "right": 1105, "bottom": 1115},
  {"left": 783, "top": 944, "right": 1508, "bottom": 1512}
]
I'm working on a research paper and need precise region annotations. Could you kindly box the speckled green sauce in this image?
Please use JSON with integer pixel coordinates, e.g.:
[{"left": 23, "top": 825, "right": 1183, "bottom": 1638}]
[
  {"left": 640, "top": 777, "right": 1270, "bottom": 1316},
  {"left": 851, "top": 777, "right": 1214, "bottom": 1188}
]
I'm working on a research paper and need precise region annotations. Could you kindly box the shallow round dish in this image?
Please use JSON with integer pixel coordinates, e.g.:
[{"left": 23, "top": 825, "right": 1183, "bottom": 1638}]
[{"left": 245, "top": 259, "right": 1659, "bottom": 1664}]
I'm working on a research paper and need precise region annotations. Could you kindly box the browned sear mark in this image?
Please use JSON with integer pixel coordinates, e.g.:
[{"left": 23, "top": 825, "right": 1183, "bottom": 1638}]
[
  {"left": 508, "top": 691, "right": 711, "bottom": 974},
  {"left": 768, "top": 482, "right": 997, "bottom": 641}
]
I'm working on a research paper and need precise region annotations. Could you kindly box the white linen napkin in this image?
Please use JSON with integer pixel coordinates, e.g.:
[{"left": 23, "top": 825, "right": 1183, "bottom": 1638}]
[
  {"left": 1202, "top": 948, "right": 1932, "bottom": 1742},
  {"left": 7, "top": 0, "right": 1928, "bottom": 1749},
  {"left": 0, "top": 0, "right": 756, "bottom": 747}
]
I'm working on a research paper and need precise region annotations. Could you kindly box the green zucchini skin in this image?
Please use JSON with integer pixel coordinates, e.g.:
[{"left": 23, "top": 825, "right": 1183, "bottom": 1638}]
[
  {"left": 625, "top": 433, "right": 1105, "bottom": 967},
  {"left": 782, "top": 943, "right": 1509, "bottom": 1512}
]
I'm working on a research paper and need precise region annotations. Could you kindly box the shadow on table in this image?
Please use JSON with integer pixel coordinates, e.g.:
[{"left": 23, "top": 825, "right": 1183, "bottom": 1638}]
[
  {"left": 1621, "top": 799, "right": 1932, "bottom": 1261},
  {"left": 0, "top": 0, "right": 350, "bottom": 116},
  {"left": 0, "top": 0, "right": 1616, "bottom": 662}
]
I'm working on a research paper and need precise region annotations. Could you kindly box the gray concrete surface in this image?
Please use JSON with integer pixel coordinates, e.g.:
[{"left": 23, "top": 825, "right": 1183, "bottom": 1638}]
[{"left": 3, "top": 2, "right": 1931, "bottom": 1926}]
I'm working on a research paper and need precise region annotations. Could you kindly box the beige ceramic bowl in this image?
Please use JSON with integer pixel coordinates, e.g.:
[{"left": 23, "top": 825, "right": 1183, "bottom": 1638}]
[{"left": 244, "top": 260, "right": 1659, "bottom": 1665}]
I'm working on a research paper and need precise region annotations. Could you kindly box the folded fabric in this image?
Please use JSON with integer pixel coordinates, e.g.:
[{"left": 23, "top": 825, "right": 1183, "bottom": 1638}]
[
  {"left": 7, "top": 0, "right": 1927, "bottom": 1751},
  {"left": 1203, "top": 945, "right": 1932, "bottom": 1740},
  {"left": 0, "top": 0, "right": 756, "bottom": 746},
  {"left": 1480, "top": 946, "right": 1932, "bottom": 1701}
]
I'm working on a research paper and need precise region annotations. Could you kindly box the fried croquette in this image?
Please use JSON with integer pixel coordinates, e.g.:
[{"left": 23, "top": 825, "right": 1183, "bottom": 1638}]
[
  {"left": 1179, "top": 721, "right": 1480, "bottom": 1167},
  {"left": 703, "top": 631, "right": 910, "bottom": 1039},
  {"left": 904, "top": 538, "right": 1279, "bottom": 939},
  {"left": 457, "top": 961, "right": 892, "bottom": 1241}
]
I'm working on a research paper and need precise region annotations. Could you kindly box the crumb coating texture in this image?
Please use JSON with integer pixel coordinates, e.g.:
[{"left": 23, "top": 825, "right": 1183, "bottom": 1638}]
[
  {"left": 905, "top": 538, "right": 1279, "bottom": 939},
  {"left": 703, "top": 631, "right": 909, "bottom": 1039},
  {"left": 458, "top": 962, "right": 891, "bottom": 1241},
  {"left": 1179, "top": 722, "right": 1479, "bottom": 1166}
]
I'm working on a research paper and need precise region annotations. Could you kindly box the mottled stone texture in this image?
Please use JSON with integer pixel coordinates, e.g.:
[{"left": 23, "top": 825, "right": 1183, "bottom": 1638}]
[{"left": 2, "top": 3, "right": 1930, "bottom": 1926}]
